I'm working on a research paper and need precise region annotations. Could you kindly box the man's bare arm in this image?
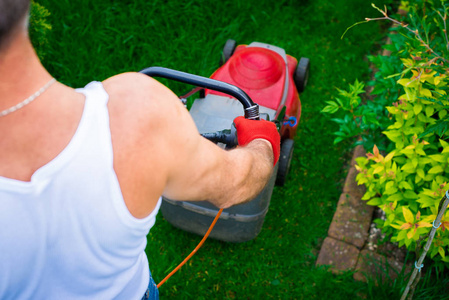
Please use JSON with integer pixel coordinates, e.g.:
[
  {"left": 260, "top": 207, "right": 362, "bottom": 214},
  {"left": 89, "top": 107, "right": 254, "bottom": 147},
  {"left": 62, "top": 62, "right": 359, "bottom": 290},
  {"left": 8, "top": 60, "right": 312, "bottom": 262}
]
[
  {"left": 155, "top": 78, "right": 275, "bottom": 208},
  {"left": 104, "top": 72, "right": 276, "bottom": 215},
  {"left": 163, "top": 136, "right": 274, "bottom": 208}
]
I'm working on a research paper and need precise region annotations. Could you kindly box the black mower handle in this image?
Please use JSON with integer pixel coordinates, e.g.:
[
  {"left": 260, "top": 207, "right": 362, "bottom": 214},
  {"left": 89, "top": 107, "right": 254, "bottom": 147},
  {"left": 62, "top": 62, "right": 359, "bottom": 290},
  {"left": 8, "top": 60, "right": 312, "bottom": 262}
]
[
  {"left": 200, "top": 129, "right": 238, "bottom": 149},
  {"left": 139, "top": 66, "right": 259, "bottom": 120}
]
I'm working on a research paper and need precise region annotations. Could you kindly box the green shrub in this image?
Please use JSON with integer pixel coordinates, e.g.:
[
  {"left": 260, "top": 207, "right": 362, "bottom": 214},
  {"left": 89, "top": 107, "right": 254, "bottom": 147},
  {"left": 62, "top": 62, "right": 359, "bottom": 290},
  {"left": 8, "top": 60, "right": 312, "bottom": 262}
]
[
  {"left": 322, "top": 6, "right": 406, "bottom": 152},
  {"left": 321, "top": 75, "right": 396, "bottom": 151},
  {"left": 324, "top": 0, "right": 449, "bottom": 268},
  {"left": 29, "top": 1, "right": 51, "bottom": 60}
]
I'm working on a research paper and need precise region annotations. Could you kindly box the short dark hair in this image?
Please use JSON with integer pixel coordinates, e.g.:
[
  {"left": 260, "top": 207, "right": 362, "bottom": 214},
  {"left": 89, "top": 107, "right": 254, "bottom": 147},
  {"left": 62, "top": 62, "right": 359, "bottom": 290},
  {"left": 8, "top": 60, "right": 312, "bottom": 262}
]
[{"left": 0, "top": 0, "right": 30, "bottom": 49}]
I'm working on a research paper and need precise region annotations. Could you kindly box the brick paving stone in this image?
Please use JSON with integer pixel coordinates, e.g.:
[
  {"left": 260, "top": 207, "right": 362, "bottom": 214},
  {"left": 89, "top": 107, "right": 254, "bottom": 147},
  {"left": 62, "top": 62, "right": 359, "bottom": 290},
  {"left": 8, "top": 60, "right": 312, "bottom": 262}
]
[
  {"left": 337, "top": 192, "right": 366, "bottom": 207},
  {"left": 316, "top": 237, "right": 360, "bottom": 273},
  {"left": 328, "top": 193, "right": 374, "bottom": 249},
  {"left": 343, "top": 166, "right": 366, "bottom": 198},
  {"left": 350, "top": 145, "right": 366, "bottom": 167},
  {"left": 353, "top": 249, "right": 409, "bottom": 284}
]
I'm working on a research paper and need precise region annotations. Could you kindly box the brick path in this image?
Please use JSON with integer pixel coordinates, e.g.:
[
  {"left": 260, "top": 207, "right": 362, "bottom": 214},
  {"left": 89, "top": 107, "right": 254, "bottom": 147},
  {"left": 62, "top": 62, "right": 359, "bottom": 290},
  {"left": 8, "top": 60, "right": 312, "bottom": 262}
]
[
  {"left": 316, "top": 145, "right": 407, "bottom": 282},
  {"left": 315, "top": 11, "right": 413, "bottom": 280}
]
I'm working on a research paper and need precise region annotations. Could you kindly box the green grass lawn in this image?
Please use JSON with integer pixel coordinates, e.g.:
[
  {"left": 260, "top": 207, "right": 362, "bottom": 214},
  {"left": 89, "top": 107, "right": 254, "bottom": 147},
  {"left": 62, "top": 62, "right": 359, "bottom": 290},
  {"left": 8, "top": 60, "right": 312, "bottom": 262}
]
[{"left": 35, "top": 0, "right": 448, "bottom": 299}]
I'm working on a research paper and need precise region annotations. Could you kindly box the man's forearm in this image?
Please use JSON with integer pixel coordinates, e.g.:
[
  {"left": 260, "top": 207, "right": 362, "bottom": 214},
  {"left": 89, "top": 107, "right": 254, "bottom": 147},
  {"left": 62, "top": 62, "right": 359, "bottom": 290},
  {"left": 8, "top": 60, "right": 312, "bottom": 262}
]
[{"left": 210, "top": 139, "right": 274, "bottom": 209}]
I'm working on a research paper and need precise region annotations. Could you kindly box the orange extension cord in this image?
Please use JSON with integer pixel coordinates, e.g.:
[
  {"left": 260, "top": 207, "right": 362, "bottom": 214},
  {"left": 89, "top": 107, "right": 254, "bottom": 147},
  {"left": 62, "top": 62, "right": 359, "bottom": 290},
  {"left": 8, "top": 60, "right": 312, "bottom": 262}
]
[{"left": 157, "top": 208, "right": 224, "bottom": 288}]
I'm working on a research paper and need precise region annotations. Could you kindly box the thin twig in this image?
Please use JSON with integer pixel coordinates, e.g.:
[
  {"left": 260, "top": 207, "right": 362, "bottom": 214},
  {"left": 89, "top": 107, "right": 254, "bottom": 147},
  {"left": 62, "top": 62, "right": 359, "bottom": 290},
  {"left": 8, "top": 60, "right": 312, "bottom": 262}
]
[
  {"left": 436, "top": 10, "right": 449, "bottom": 50},
  {"left": 400, "top": 194, "right": 449, "bottom": 300},
  {"left": 407, "top": 271, "right": 421, "bottom": 300},
  {"left": 366, "top": 4, "right": 449, "bottom": 63}
]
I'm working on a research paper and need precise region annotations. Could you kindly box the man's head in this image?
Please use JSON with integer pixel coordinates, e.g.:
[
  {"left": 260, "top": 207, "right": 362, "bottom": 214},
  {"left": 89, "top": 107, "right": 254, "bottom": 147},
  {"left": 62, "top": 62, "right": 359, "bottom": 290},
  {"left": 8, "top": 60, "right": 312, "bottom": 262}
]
[{"left": 0, "top": 0, "right": 30, "bottom": 50}]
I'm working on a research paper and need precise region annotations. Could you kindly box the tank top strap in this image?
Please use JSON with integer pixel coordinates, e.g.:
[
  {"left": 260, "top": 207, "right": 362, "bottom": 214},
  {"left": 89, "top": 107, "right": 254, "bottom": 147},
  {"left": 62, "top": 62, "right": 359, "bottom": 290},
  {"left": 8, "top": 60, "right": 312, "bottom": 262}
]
[
  {"left": 75, "top": 81, "right": 112, "bottom": 159},
  {"left": 76, "top": 81, "right": 109, "bottom": 106}
]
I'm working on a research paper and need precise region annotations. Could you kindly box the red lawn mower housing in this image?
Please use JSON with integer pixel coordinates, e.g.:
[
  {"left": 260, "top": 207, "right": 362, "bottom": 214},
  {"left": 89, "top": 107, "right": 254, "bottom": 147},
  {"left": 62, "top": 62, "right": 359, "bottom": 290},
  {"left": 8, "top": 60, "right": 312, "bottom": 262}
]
[{"left": 161, "top": 40, "right": 309, "bottom": 242}]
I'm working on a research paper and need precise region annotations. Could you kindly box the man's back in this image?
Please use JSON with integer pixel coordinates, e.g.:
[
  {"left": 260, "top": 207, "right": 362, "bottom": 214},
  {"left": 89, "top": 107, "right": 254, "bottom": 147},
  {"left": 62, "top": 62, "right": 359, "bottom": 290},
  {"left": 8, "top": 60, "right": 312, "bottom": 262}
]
[{"left": 0, "top": 81, "right": 160, "bottom": 299}]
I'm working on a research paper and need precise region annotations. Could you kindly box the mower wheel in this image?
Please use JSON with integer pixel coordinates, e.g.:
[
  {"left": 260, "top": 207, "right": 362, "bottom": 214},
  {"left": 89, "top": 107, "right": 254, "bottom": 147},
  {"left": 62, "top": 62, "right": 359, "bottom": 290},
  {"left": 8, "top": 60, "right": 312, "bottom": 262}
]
[
  {"left": 219, "top": 39, "right": 237, "bottom": 66},
  {"left": 294, "top": 57, "right": 310, "bottom": 93},
  {"left": 276, "top": 139, "right": 294, "bottom": 186}
]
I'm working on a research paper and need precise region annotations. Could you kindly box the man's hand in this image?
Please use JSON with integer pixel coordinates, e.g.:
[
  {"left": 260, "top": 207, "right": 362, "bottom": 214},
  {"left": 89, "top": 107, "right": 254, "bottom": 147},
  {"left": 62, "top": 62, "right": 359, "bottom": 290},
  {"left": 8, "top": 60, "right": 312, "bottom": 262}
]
[{"left": 233, "top": 116, "right": 280, "bottom": 166}]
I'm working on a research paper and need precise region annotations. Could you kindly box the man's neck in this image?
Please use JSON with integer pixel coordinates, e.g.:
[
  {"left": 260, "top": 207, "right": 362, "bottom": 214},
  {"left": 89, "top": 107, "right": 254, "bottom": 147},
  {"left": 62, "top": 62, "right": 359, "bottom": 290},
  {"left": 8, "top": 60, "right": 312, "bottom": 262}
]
[{"left": 0, "top": 30, "right": 52, "bottom": 110}]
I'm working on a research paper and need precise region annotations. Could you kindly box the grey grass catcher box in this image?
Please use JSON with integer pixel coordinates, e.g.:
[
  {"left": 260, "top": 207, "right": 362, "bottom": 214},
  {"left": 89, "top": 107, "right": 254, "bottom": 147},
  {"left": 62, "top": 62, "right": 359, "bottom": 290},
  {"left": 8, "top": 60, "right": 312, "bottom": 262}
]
[
  {"left": 161, "top": 93, "right": 279, "bottom": 243},
  {"left": 161, "top": 168, "right": 278, "bottom": 243}
]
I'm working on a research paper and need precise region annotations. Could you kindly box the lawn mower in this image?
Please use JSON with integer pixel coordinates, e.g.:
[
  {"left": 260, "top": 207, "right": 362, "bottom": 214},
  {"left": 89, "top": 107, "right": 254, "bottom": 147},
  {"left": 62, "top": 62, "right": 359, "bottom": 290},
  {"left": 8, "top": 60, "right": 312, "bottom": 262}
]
[{"left": 140, "top": 40, "right": 309, "bottom": 243}]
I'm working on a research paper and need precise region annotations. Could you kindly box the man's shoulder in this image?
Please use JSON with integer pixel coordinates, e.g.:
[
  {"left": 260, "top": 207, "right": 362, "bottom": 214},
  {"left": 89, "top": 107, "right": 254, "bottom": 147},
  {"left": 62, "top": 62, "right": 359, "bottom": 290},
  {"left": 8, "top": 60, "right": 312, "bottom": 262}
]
[
  {"left": 102, "top": 72, "right": 179, "bottom": 130},
  {"left": 102, "top": 72, "right": 173, "bottom": 108}
]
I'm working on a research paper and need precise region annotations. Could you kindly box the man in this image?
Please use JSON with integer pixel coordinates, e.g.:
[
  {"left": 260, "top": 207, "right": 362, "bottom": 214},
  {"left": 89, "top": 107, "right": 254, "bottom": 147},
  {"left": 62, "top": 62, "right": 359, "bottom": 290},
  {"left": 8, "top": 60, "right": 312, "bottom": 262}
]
[{"left": 0, "top": 1, "right": 280, "bottom": 299}]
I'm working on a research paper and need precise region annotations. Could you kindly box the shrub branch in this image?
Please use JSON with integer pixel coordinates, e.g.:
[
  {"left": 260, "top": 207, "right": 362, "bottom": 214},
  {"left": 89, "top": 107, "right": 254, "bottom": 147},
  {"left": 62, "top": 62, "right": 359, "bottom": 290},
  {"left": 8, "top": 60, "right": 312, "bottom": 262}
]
[
  {"left": 366, "top": 3, "right": 449, "bottom": 64},
  {"left": 400, "top": 194, "right": 449, "bottom": 300}
]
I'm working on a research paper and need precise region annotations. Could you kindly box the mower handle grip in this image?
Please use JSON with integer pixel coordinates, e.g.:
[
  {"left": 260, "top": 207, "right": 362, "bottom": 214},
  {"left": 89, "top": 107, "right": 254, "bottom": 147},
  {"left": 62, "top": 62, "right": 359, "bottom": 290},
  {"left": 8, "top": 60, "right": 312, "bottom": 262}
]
[
  {"left": 200, "top": 129, "right": 237, "bottom": 149},
  {"left": 139, "top": 66, "right": 259, "bottom": 120}
]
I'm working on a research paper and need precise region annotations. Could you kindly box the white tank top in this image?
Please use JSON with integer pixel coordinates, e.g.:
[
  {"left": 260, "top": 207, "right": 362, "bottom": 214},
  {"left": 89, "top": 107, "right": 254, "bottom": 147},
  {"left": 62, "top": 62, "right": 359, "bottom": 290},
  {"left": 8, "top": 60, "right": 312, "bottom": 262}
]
[{"left": 0, "top": 81, "right": 161, "bottom": 300}]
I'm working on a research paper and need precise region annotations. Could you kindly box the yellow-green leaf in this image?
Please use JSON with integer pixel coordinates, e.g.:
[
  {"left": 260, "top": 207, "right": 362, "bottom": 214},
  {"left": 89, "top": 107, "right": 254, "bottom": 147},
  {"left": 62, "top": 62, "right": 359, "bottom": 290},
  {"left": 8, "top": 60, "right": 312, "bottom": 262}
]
[
  {"left": 420, "top": 89, "right": 433, "bottom": 98},
  {"left": 399, "top": 181, "right": 413, "bottom": 190},
  {"left": 362, "top": 193, "right": 372, "bottom": 200},
  {"left": 404, "top": 191, "right": 418, "bottom": 199},
  {"left": 398, "top": 78, "right": 411, "bottom": 86},
  {"left": 397, "top": 230, "right": 407, "bottom": 241},
  {"left": 388, "top": 212, "right": 396, "bottom": 222},
  {"left": 429, "top": 165, "right": 444, "bottom": 174},
  {"left": 386, "top": 106, "right": 400, "bottom": 114},
  {"left": 416, "top": 148, "right": 426, "bottom": 156},
  {"left": 401, "top": 58, "right": 414, "bottom": 66},
  {"left": 405, "top": 237, "right": 413, "bottom": 247},
  {"left": 386, "top": 181, "right": 394, "bottom": 190},
  {"left": 387, "top": 193, "right": 403, "bottom": 202},
  {"left": 373, "top": 166, "right": 384, "bottom": 174},
  {"left": 412, "top": 158, "right": 418, "bottom": 168},
  {"left": 390, "top": 223, "right": 404, "bottom": 230},
  {"left": 402, "top": 206, "right": 414, "bottom": 224},
  {"left": 419, "top": 157, "right": 432, "bottom": 164},
  {"left": 440, "top": 139, "right": 449, "bottom": 149},
  {"left": 367, "top": 198, "right": 382, "bottom": 206},
  {"left": 400, "top": 148, "right": 415, "bottom": 157},
  {"left": 417, "top": 169, "right": 425, "bottom": 178},
  {"left": 413, "top": 103, "right": 423, "bottom": 115},
  {"left": 424, "top": 174, "right": 435, "bottom": 181},
  {"left": 415, "top": 175, "right": 423, "bottom": 184},
  {"left": 384, "top": 151, "right": 396, "bottom": 163},
  {"left": 425, "top": 107, "right": 435, "bottom": 117},
  {"left": 435, "top": 87, "right": 447, "bottom": 94},
  {"left": 385, "top": 187, "right": 398, "bottom": 195},
  {"left": 401, "top": 162, "right": 415, "bottom": 171},
  {"left": 430, "top": 154, "right": 446, "bottom": 163},
  {"left": 407, "top": 229, "right": 416, "bottom": 239},
  {"left": 418, "top": 113, "right": 429, "bottom": 123}
]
